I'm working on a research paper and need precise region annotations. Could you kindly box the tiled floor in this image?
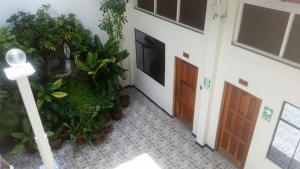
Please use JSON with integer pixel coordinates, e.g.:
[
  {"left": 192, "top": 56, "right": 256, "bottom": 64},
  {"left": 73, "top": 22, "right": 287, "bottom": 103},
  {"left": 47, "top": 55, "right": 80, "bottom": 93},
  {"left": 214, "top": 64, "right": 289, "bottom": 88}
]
[{"left": 3, "top": 88, "right": 236, "bottom": 169}]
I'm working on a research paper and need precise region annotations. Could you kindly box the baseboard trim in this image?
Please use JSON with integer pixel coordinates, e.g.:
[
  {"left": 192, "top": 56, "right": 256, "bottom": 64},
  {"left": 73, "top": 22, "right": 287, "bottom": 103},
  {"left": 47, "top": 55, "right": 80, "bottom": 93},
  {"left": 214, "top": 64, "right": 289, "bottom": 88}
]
[
  {"left": 132, "top": 86, "right": 173, "bottom": 118},
  {"left": 195, "top": 142, "right": 215, "bottom": 152}
]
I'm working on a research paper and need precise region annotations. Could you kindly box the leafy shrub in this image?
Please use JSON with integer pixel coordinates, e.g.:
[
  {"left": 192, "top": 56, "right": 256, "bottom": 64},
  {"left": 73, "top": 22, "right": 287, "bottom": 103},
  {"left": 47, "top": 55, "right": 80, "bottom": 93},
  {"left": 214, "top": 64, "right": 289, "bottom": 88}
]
[{"left": 7, "top": 5, "right": 93, "bottom": 56}]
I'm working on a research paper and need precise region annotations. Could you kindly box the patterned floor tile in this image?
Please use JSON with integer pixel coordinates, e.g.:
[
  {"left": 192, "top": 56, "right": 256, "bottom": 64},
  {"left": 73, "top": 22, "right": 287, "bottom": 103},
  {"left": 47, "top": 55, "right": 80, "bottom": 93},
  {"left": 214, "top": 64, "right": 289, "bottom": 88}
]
[{"left": 3, "top": 88, "right": 236, "bottom": 169}]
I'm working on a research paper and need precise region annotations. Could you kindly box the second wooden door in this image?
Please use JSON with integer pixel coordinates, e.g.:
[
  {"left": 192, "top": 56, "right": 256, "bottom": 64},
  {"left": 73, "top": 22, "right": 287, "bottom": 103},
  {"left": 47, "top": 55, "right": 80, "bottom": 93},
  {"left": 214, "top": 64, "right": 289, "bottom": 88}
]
[
  {"left": 173, "top": 57, "right": 198, "bottom": 127},
  {"left": 217, "top": 82, "right": 262, "bottom": 168}
]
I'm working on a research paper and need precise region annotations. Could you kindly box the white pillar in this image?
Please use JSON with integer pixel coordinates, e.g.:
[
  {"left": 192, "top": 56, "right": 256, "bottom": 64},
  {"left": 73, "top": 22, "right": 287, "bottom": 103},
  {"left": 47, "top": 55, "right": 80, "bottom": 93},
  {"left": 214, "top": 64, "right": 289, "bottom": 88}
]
[
  {"left": 16, "top": 77, "right": 56, "bottom": 169},
  {"left": 4, "top": 63, "right": 56, "bottom": 169}
]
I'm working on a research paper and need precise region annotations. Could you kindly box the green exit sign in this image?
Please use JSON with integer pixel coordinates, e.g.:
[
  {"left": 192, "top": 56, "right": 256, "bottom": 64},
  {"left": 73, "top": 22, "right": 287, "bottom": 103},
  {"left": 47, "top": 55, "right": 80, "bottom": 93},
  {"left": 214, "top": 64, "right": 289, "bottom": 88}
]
[
  {"left": 204, "top": 77, "right": 211, "bottom": 90},
  {"left": 262, "top": 106, "right": 273, "bottom": 122}
]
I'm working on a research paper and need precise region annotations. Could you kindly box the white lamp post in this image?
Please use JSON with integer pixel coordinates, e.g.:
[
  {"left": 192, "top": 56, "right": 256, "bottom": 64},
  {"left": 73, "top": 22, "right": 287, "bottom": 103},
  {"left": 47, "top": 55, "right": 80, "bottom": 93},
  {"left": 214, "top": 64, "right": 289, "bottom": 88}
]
[{"left": 4, "top": 49, "right": 57, "bottom": 169}]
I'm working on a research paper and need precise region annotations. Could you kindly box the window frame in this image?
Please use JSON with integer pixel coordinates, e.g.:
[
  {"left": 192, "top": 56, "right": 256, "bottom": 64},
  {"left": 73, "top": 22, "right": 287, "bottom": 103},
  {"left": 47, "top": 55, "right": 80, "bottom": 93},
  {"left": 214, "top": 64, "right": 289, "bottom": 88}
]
[
  {"left": 267, "top": 101, "right": 300, "bottom": 169},
  {"left": 134, "top": 0, "right": 206, "bottom": 34},
  {"left": 233, "top": 0, "right": 300, "bottom": 70}
]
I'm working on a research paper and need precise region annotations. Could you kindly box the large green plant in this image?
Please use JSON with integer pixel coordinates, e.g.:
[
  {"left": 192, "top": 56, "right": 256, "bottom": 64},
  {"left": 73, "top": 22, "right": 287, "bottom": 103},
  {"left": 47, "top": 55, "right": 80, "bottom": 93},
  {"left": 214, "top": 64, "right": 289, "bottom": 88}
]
[
  {"left": 99, "top": 0, "right": 128, "bottom": 48},
  {"left": 75, "top": 35, "right": 129, "bottom": 88},
  {"left": 7, "top": 5, "right": 93, "bottom": 58}
]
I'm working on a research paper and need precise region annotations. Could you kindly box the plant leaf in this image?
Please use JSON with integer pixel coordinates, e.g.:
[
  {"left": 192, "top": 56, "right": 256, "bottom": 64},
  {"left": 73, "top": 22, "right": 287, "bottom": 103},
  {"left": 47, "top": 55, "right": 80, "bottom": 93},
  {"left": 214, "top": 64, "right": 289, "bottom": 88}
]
[
  {"left": 86, "top": 52, "right": 95, "bottom": 66},
  {"left": 31, "top": 82, "right": 44, "bottom": 93},
  {"left": 22, "top": 118, "right": 31, "bottom": 135},
  {"left": 10, "top": 144, "right": 24, "bottom": 155},
  {"left": 37, "top": 99, "right": 44, "bottom": 108},
  {"left": 51, "top": 92, "right": 68, "bottom": 98},
  {"left": 94, "top": 35, "right": 103, "bottom": 49},
  {"left": 50, "top": 79, "right": 63, "bottom": 91},
  {"left": 46, "top": 131, "right": 54, "bottom": 137},
  {"left": 44, "top": 95, "right": 52, "bottom": 102},
  {"left": 11, "top": 132, "right": 26, "bottom": 139},
  {"left": 75, "top": 56, "right": 90, "bottom": 71}
]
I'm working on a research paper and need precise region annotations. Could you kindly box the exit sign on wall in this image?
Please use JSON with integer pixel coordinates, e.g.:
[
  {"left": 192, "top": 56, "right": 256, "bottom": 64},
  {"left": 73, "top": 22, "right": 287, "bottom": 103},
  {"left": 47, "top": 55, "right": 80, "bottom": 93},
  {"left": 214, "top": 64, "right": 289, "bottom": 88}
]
[{"left": 262, "top": 106, "right": 273, "bottom": 122}]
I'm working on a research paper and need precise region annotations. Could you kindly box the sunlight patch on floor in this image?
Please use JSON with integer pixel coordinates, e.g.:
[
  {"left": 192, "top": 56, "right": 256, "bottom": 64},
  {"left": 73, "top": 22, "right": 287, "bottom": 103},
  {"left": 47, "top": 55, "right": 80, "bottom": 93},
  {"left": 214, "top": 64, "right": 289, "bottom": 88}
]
[{"left": 114, "top": 154, "right": 162, "bottom": 169}]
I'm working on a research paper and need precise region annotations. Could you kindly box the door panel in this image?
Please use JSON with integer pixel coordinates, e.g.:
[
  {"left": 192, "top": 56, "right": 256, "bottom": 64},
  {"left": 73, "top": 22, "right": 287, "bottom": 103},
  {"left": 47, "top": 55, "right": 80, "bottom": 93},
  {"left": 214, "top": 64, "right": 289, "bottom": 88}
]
[
  {"left": 217, "top": 82, "right": 261, "bottom": 168},
  {"left": 174, "top": 57, "right": 198, "bottom": 128}
]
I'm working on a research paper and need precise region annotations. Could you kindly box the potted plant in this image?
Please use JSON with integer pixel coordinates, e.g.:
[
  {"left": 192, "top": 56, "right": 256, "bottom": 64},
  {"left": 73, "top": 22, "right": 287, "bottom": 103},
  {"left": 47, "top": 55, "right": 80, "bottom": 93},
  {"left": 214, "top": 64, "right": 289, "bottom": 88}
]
[
  {"left": 90, "top": 122, "right": 105, "bottom": 145},
  {"left": 60, "top": 127, "right": 70, "bottom": 141},
  {"left": 111, "top": 101, "right": 123, "bottom": 121},
  {"left": 119, "top": 94, "right": 130, "bottom": 108},
  {"left": 49, "top": 127, "right": 63, "bottom": 150},
  {"left": 104, "top": 121, "right": 113, "bottom": 134},
  {"left": 64, "top": 121, "right": 87, "bottom": 146}
]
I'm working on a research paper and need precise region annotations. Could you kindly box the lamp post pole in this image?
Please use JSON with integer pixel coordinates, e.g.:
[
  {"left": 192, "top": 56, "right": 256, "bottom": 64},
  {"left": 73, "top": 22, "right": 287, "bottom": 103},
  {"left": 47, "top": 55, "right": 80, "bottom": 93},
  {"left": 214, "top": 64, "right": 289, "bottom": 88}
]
[{"left": 4, "top": 49, "right": 57, "bottom": 169}]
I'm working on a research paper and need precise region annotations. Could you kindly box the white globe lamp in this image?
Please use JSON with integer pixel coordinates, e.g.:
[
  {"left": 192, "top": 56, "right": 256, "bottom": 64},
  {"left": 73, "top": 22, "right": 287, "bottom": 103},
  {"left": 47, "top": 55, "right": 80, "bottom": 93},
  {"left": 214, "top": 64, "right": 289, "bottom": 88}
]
[{"left": 5, "top": 48, "right": 26, "bottom": 66}]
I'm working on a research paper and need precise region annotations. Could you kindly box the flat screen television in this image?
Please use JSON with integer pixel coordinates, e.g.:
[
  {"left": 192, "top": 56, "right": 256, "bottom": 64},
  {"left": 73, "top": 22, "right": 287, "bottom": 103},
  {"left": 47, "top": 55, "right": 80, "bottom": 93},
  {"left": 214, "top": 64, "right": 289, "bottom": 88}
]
[{"left": 135, "top": 29, "right": 165, "bottom": 85}]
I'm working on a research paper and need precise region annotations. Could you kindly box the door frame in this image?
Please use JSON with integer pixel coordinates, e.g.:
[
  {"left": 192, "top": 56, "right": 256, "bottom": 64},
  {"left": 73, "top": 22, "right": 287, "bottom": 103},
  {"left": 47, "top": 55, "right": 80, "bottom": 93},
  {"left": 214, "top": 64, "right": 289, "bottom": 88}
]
[{"left": 215, "top": 81, "right": 262, "bottom": 168}]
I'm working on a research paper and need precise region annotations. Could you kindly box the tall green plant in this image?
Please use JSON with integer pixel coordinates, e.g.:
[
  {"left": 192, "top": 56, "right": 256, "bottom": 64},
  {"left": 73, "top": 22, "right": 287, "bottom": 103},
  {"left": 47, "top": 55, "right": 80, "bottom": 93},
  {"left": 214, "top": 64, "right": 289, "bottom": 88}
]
[
  {"left": 99, "top": 0, "right": 128, "bottom": 48},
  {"left": 75, "top": 35, "right": 128, "bottom": 88}
]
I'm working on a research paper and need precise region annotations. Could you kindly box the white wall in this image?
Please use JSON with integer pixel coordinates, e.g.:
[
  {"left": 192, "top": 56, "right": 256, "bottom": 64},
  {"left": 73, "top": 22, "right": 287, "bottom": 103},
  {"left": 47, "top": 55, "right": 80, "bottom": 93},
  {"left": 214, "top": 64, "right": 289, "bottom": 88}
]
[
  {"left": 125, "top": 0, "right": 206, "bottom": 127},
  {"left": 204, "top": 0, "right": 300, "bottom": 169},
  {"left": 126, "top": 0, "right": 300, "bottom": 169}
]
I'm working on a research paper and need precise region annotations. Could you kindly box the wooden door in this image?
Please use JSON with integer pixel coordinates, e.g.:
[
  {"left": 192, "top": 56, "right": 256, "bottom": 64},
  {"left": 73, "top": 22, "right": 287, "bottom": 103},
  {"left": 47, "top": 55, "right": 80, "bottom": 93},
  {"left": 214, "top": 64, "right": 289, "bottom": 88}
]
[
  {"left": 173, "top": 57, "right": 198, "bottom": 127},
  {"left": 217, "top": 82, "right": 262, "bottom": 168}
]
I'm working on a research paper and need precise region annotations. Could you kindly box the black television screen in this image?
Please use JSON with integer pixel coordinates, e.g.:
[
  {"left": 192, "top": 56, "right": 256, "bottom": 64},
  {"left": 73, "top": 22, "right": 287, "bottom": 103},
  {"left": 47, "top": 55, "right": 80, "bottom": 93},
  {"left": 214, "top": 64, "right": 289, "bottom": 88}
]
[{"left": 135, "top": 29, "right": 165, "bottom": 85}]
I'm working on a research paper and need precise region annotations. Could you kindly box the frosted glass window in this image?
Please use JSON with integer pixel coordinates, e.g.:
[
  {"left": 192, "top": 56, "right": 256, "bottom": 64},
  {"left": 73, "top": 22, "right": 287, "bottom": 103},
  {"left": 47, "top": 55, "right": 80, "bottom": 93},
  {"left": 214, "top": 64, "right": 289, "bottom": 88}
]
[{"left": 268, "top": 103, "right": 300, "bottom": 169}]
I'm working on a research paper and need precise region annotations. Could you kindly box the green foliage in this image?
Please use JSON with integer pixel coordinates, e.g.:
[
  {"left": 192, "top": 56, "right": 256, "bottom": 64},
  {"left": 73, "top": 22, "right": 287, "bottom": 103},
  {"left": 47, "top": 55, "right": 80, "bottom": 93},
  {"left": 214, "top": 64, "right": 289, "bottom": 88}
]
[
  {"left": 31, "top": 79, "right": 67, "bottom": 108},
  {"left": 64, "top": 78, "right": 100, "bottom": 113},
  {"left": 10, "top": 117, "right": 54, "bottom": 155},
  {"left": 99, "top": 0, "right": 129, "bottom": 48},
  {"left": 0, "top": 4, "right": 130, "bottom": 155},
  {"left": 0, "top": 98, "right": 23, "bottom": 139},
  {"left": 75, "top": 36, "right": 129, "bottom": 89},
  {"left": 30, "top": 79, "right": 67, "bottom": 130},
  {"left": 7, "top": 5, "right": 93, "bottom": 57}
]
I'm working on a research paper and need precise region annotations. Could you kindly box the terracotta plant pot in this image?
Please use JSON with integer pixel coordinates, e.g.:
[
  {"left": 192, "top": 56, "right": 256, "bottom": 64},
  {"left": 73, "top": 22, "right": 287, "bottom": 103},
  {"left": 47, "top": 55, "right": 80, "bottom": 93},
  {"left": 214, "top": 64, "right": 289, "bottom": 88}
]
[
  {"left": 75, "top": 136, "right": 86, "bottom": 145},
  {"left": 60, "top": 128, "right": 70, "bottom": 141},
  {"left": 0, "top": 136, "right": 12, "bottom": 147},
  {"left": 104, "top": 122, "right": 113, "bottom": 134},
  {"left": 91, "top": 133, "right": 105, "bottom": 145},
  {"left": 111, "top": 111, "right": 123, "bottom": 121},
  {"left": 50, "top": 137, "right": 63, "bottom": 150},
  {"left": 119, "top": 95, "right": 130, "bottom": 108},
  {"left": 25, "top": 144, "right": 37, "bottom": 154}
]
